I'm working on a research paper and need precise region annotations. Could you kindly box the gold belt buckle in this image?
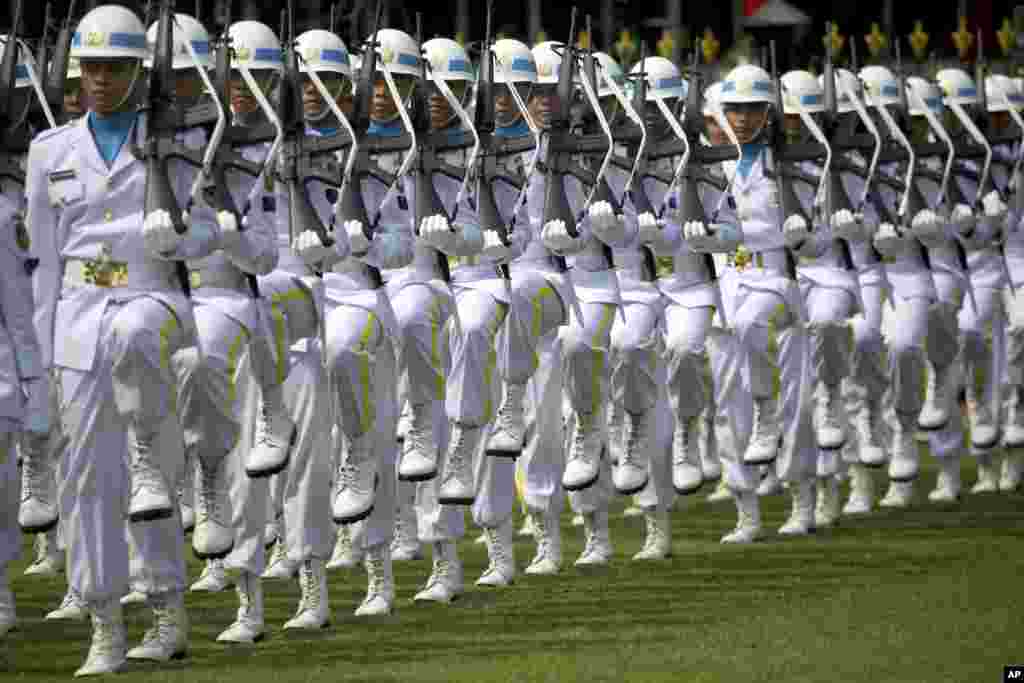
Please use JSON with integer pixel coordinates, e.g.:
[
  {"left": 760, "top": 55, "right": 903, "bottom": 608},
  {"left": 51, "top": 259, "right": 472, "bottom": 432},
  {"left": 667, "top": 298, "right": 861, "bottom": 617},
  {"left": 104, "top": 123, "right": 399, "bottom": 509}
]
[
  {"left": 731, "top": 245, "right": 752, "bottom": 271},
  {"left": 84, "top": 258, "right": 128, "bottom": 287}
]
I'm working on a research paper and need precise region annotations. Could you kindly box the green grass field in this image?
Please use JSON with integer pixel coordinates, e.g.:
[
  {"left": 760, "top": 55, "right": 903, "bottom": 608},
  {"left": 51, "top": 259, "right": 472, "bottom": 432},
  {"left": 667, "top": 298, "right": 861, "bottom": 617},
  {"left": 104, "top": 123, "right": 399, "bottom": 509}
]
[{"left": 2, "top": 460, "right": 1023, "bottom": 683}]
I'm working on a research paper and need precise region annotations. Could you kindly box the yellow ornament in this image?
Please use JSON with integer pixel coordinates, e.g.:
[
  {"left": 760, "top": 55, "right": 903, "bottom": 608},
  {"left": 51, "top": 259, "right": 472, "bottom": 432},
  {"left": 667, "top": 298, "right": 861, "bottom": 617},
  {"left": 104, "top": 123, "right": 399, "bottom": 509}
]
[
  {"left": 613, "top": 30, "right": 637, "bottom": 66},
  {"left": 656, "top": 29, "right": 675, "bottom": 60},
  {"left": 701, "top": 28, "right": 720, "bottom": 64},
  {"left": 951, "top": 16, "right": 974, "bottom": 61},
  {"left": 576, "top": 29, "right": 591, "bottom": 51},
  {"left": 909, "top": 21, "right": 929, "bottom": 61},
  {"left": 534, "top": 30, "right": 547, "bottom": 45},
  {"left": 997, "top": 18, "right": 1016, "bottom": 58},
  {"left": 864, "top": 22, "right": 888, "bottom": 59},
  {"left": 823, "top": 23, "right": 845, "bottom": 57},
  {"left": 455, "top": 32, "right": 465, "bottom": 47}
]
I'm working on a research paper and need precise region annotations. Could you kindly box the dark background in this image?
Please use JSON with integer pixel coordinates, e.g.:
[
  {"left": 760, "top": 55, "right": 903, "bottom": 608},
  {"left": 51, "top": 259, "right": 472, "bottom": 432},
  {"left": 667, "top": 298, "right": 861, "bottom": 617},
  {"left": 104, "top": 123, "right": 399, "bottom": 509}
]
[{"left": 4, "top": 0, "right": 1022, "bottom": 70}]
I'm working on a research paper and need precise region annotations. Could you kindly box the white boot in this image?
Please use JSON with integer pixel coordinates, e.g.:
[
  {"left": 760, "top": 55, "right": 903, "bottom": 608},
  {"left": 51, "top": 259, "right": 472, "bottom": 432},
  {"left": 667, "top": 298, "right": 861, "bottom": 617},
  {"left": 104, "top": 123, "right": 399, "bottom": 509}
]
[
  {"left": 563, "top": 411, "right": 603, "bottom": 491},
  {"left": 815, "top": 384, "right": 847, "bottom": 450},
  {"left": 743, "top": 397, "right": 780, "bottom": 465},
  {"left": 613, "top": 411, "right": 650, "bottom": 495},
  {"left": 879, "top": 480, "right": 915, "bottom": 509},
  {"left": 854, "top": 399, "right": 887, "bottom": 468},
  {"left": 721, "top": 491, "right": 763, "bottom": 544},
  {"left": 575, "top": 509, "right": 612, "bottom": 566},
  {"left": 970, "top": 453, "right": 1000, "bottom": 494},
  {"left": 571, "top": 513, "right": 585, "bottom": 526},
  {"left": 966, "top": 390, "right": 999, "bottom": 450},
  {"left": 607, "top": 402, "right": 625, "bottom": 466},
  {"left": 390, "top": 512, "right": 423, "bottom": 561},
  {"left": 127, "top": 421, "right": 173, "bottom": 522},
  {"left": 778, "top": 479, "right": 815, "bottom": 536},
  {"left": 814, "top": 477, "right": 840, "bottom": 528},
  {"left": 333, "top": 431, "right": 378, "bottom": 523},
  {"left": 707, "top": 478, "right": 732, "bottom": 503},
  {"left": 126, "top": 591, "right": 188, "bottom": 662},
  {"left": 327, "top": 524, "right": 364, "bottom": 570},
  {"left": 191, "top": 558, "right": 231, "bottom": 592},
  {"left": 672, "top": 417, "right": 704, "bottom": 495},
  {"left": 524, "top": 511, "right": 562, "bottom": 575},
  {"left": 178, "top": 452, "right": 195, "bottom": 534},
  {"left": 245, "top": 385, "right": 296, "bottom": 478},
  {"left": 74, "top": 599, "right": 126, "bottom": 677},
  {"left": 1000, "top": 451, "right": 1023, "bottom": 492},
  {"left": 476, "top": 520, "right": 516, "bottom": 587},
  {"left": 928, "top": 458, "right": 962, "bottom": 502},
  {"left": 355, "top": 545, "right": 394, "bottom": 616},
  {"left": 283, "top": 558, "right": 330, "bottom": 629},
  {"left": 414, "top": 541, "right": 463, "bottom": 603},
  {"left": 842, "top": 464, "right": 874, "bottom": 516},
  {"left": 120, "top": 589, "right": 147, "bottom": 606},
  {"left": 217, "top": 571, "right": 264, "bottom": 643},
  {"left": 398, "top": 402, "right": 438, "bottom": 481},
  {"left": 485, "top": 382, "right": 527, "bottom": 457},
  {"left": 888, "top": 411, "right": 920, "bottom": 482},
  {"left": 517, "top": 515, "right": 537, "bottom": 538},
  {"left": 622, "top": 504, "right": 644, "bottom": 517},
  {"left": 439, "top": 423, "right": 481, "bottom": 504},
  {"left": 756, "top": 467, "right": 784, "bottom": 497},
  {"left": 918, "top": 362, "right": 950, "bottom": 431},
  {"left": 0, "top": 567, "right": 15, "bottom": 637},
  {"left": 632, "top": 510, "right": 671, "bottom": 560},
  {"left": 697, "top": 410, "right": 722, "bottom": 482},
  {"left": 262, "top": 539, "right": 299, "bottom": 580},
  {"left": 1003, "top": 387, "right": 1024, "bottom": 448},
  {"left": 193, "top": 455, "right": 233, "bottom": 559},
  {"left": 24, "top": 530, "right": 62, "bottom": 577},
  {"left": 46, "top": 587, "right": 88, "bottom": 621},
  {"left": 18, "top": 432, "right": 58, "bottom": 533},
  {"left": 396, "top": 400, "right": 413, "bottom": 443},
  {"left": 263, "top": 515, "right": 280, "bottom": 549}
]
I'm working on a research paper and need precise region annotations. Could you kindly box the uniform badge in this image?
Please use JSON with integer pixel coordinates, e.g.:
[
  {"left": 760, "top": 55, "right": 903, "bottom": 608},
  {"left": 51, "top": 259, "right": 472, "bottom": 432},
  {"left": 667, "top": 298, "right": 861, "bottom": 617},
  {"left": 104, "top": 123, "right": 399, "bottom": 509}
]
[
  {"left": 85, "top": 32, "right": 106, "bottom": 48},
  {"left": 14, "top": 217, "right": 29, "bottom": 251}
]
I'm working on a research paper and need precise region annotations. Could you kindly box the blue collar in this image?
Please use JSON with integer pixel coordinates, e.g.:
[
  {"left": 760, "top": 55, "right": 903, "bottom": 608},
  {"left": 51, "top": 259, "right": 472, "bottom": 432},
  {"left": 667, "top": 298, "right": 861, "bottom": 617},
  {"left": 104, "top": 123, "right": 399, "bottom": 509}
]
[
  {"left": 88, "top": 110, "right": 138, "bottom": 134},
  {"left": 311, "top": 125, "right": 339, "bottom": 137},
  {"left": 737, "top": 143, "right": 765, "bottom": 179},
  {"left": 496, "top": 120, "right": 531, "bottom": 139},
  {"left": 368, "top": 120, "right": 404, "bottom": 137}
]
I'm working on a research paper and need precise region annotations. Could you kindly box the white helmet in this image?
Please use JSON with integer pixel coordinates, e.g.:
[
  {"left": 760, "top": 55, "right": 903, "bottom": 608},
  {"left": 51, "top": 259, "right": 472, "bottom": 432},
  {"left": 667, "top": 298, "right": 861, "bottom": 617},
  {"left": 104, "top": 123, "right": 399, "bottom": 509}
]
[
  {"left": 906, "top": 76, "right": 943, "bottom": 117},
  {"left": 702, "top": 81, "right": 724, "bottom": 117},
  {"left": 985, "top": 74, "right": 1023, "bottom": 112},
  {"left": 0, "top": 35, "right": 34, "bottom": 88},
  {"left": 820, "top": 68, "right": 862, "bottom": 114},
  {"left": 72, "top": 5, "right": 149, "bottom": 61},
  {"left": 369, "top": 29, "right": 420, "bottom": 79},
  {"left": 145, "top": 14, "right": 212, "bottom": 71},
  {"left": 859, "top": 65, "right": 900, "bottom": 107},
  {"left": 532, "top": 41, "right": 563, "bottom": 85},
  {"left": 423, "top": 38, "right": 473, "bottom": 82},
  {"left": 296, "top": 29, "right": 351, "bottom": 77},
  {"left": 781, "top": 70, "right": 824, "bottom": 114},
  {"left": 228, "top": 21, "right": 282, "bottom": 72},
  {"left": 594, "top": 52, "right": 625, "bottom": 98},
  {"left": 720, "top": 64, "right": 774, "bottom": 105},
  {"left": 936, "top": 68, "right": 979, "bottom": 106},
  {"left": 492, "top": 38, "right": 536, "bottom": 85},
  {"left": 629, "top": 56, "right": 685, "bottom": 101}
]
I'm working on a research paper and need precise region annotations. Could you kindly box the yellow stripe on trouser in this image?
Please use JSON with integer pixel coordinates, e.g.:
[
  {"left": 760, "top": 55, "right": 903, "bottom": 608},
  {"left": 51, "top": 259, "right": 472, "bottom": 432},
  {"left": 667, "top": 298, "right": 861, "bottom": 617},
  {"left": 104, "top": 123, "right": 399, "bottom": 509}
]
[
  {"left": 482, "top": 303, "right": 509, "bottom": 423},
  {"left": 590, "top": 304, "right": 616, "bottom": 415},
  {"left": 529, "top": 286, "right": 556, "bottom": 370},
  {"left": 159, "top": 313, "right": 181, "bottom": 414},
  {"left": 226, "top": 327, "right": 250, "bottom": 408},
  {"left": 270, "top": 288, "right": 314, "bottom": 385},
  {"left": 430, "top": 296, "right": 446, "bottom": 400},
  {"left": 767, "top": 303, "right": 786, "bottom": 399},
  {"left": 358, "top": 313, "right": 378, "bottom": 434}
]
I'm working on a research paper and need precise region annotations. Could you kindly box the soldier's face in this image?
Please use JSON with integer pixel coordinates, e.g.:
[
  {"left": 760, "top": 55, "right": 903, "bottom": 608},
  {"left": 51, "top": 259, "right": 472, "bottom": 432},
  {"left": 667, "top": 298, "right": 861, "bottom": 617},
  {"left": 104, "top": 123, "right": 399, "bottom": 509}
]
[
  {"left": 783, "top": 113, "right": 803, "bottom": 142},
  {"left": 990, "top": 110, "right": 1011, "bottom": 133},
  {"left": 724, "top": 102, "right": 769, "bottom": 143},
  {"left": 371, "top": 77, "right": 399, "bottom": 122},
  {"left": 705, "top": 115, "right": 725, "bottom": 145},
  {"left": 174, "top": 71, "right": 204, "bottom": 103},
  {"left": 228, "top": 70, "right": 277, "bottom": 115},
  {"left": 495, "top": 83, "right": 531, "bottom": 127},
  {"left": 80, "top": 59, "right": 139, "bottom": 115},
  {"left": 528, "top": 85, "right": 557, "bottom": 129},
  {"left": 429, "top": 80, "right": 468, "bottom": 131},
  {"left": 302, "top": 74, "right": 352, "bottom": 119},
  {"left": 64, "top": 79, "right": 84, "bottom": 117}
]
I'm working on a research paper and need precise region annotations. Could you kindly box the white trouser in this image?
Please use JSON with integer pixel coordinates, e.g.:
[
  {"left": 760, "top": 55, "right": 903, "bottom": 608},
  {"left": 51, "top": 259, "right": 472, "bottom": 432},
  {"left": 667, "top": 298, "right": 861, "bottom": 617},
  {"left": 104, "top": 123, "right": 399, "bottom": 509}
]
[
  {"left": 633, "top": 393, "right": 675, "bottom": 512},
  {"left": 801, "top": 283, "right": 855, "bottom": 389},
  {"left": 256, "top": 271, "right": 332, "bottom": 562},
  {"left": 925, "top": 276, "right": 967, "bottom": 460},
  {"left": 611, "top": 302, "right": 663, "bottom": 416},
  {"left": 720, "top": 284, "right": 816, "bottom": 487},
  {"left": 390, "top": 282, "right": 451, "bottom": 408},
  {"left": 323, "top": 301, "right": 399, "bottom": 551},
  {"left": 664, "top": 305, "right": 714, "bottom": 422},
  {"left": 958, "top": 285, "right": 1005, "bottom": 455},
  {"left": 0, "top": 432, "right": 18, "bottom": 566},
  {"left": 707, "top": 325, "right": 757, "bottom": 492},
  {"left": 60, "top": 299, "right": 189, "bottom": 602},
  {"left": 1004, "top": 285, "right": 1024, "bottom": 423}
]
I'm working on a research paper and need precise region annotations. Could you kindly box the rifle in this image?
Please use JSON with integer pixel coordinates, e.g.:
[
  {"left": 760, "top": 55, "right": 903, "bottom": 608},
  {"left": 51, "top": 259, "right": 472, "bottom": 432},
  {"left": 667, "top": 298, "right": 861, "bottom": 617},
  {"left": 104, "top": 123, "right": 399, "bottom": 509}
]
[
  {"left": 39, "top": 0, "right": 76, "bottom": 126},
  {"left": 0, "top": 0, "right": 28, "bottom": 184}
]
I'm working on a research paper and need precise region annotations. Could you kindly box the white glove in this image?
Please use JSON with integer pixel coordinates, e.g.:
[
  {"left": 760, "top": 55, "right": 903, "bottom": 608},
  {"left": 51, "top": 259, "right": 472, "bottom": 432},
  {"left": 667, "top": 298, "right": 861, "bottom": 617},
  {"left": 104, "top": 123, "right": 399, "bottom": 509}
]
[
  {"left": 636, "top": 212, "right": 662, "bottom": 244},
  {"left": 481, "top": 230, "right": 512, "bottom": 262},
  {"left": 345, "top": 219, "right": 370, "bottom": 255},
  {"left": 782, "top": 214, "right": 810, "bottom": 248},
  {"left": 588, "top": 201, "right": 626, "bottom": 244},
  {"left": 950, "top": 203, "right": 976, "bottom": 235},
  {"left": 911, "top": 209, "right": 945, "bottom": 249},
  {"left": 217, "top": 210, "right": 243, "bottom": 248},
  {"left": 872, "top": 222, "right": 906, "bottom": 258},
  {"left": 143, "top": 209, "right": 184, "bottom": 257},
  {"left": 292, "top": 229, "right": 334, "bottom": 266},
  {"left": 982, "top": 190, "right": 1008, "bottom": 221},
  {"left": 831, "top": 209, "right": 868, "bottom": 243},
  {"left": 23, "top": 377, "right": 51, "bottom": 435},
  {"left": 419, "top": 214, "right": 459, "bottom": 255},
  {"left": 542, "top": 219, "right": 581, "bottom": 254}
]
